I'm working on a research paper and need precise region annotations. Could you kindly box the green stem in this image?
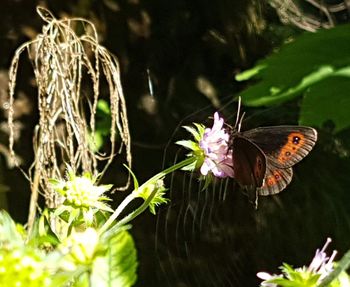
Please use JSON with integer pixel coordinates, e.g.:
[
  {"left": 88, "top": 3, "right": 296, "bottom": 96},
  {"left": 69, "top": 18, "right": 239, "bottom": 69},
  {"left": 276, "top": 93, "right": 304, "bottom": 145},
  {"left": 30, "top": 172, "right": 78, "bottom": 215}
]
[
  {"left": 98, "top": 157, "right": 196, "bottom": 235},
  {"left": 317, "top": 248, "right": 350, "bottom": 287}
]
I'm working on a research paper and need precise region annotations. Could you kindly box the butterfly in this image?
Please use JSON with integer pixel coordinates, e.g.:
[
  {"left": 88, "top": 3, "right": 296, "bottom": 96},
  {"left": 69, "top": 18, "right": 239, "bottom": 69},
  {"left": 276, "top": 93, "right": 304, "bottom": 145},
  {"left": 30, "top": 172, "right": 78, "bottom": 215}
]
[{"left": 230, "top": 99, "right": 318, "bottom": 206}]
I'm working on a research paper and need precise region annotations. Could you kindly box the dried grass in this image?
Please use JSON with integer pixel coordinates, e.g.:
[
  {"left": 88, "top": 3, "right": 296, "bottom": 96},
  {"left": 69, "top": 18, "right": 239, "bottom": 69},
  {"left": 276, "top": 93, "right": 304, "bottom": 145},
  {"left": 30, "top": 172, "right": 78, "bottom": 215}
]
[{"left": 8, "top": 7, "right": 131, "bottom": 228}]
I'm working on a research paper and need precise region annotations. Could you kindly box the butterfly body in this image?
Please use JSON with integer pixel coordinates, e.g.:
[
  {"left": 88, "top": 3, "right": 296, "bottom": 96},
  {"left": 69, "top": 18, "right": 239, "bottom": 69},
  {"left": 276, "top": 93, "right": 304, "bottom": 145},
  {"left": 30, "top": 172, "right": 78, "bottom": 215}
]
[{"left": 230, "top": 126, "right": 317, "bottom": 200}]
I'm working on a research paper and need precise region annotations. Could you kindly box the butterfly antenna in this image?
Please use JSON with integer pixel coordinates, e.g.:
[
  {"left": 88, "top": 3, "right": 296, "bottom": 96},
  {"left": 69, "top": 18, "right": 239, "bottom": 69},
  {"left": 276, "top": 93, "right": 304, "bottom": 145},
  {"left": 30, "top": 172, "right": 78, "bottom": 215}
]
[
  {"left": 237, "top": 112, "right": 245, "bottom": 132},
  {"left": 234, "top": 96, "right": 242, "bottom": 129}
]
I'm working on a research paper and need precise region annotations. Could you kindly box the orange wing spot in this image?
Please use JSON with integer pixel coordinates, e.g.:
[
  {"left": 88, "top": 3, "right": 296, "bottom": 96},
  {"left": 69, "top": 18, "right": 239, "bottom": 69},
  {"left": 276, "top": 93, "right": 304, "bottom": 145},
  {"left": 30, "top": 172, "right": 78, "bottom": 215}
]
[
  {"left": 277, "top": 132, "right": 305, "bottom": 164},
  {"left": 266, "top": 177, "right": 276, "bottom": 186},
  {"left": 264, "top": 170, "right": 282, "bottom": 187}
]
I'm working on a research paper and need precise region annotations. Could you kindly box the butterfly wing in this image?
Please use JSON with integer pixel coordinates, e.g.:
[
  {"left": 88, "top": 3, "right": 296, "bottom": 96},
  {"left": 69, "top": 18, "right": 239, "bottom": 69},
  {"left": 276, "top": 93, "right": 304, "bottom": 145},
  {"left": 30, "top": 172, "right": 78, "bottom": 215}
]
[
  {"left": 257, "top": 158, "right": 293, "bottom": 195},
  {"left": 232, "top": 136, "right": 266, "bottom": 189},
  {"left": 232, "top": 136, "right": 267, "bottom": 205},
  {"left": 241, "top": 126, "right": 317, "bottom": 168}
]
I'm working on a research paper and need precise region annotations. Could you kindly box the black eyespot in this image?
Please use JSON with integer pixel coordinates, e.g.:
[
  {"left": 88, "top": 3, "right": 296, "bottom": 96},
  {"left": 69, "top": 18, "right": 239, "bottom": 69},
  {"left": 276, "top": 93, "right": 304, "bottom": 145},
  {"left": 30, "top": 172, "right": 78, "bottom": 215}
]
[
  {"left": 293, "top": 136, "right": 300, "bottom": 145},
  {"left": 274, "top": 174, "right": 280, "bottom": 179},
  {"left": 285, "top": 151, "right": 291, "bottom": 156}
]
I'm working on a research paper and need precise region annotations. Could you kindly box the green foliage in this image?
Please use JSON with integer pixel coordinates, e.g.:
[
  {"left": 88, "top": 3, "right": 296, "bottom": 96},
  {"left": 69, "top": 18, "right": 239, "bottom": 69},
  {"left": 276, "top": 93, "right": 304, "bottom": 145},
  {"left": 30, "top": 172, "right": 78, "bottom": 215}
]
[
  {"left": 89, "top": 99, "right": 113, "bottom": 152},
  {"left": 50, "top": 169, "right": 113, "bottom": 228},
  {"left": 134, "top": 179, "right": 169, "bottom": 215},
  {"left": 90, "top": 231, "right": 137, "bottom": 287},
  {"left": 0, "top": 206, "right": 139, "bottom": 287},
  {"left": 0, "top": 160, "right": 175, "bottom": 287},
  {"left": 0, "top": 210, "right": 24, "bottom": 247},
  {"left": 236, "top": 24, "right": 350, "bottom": 132},
  {"left": 176, "top": 123, "right": 206, "bottom": 171},
  {"left": 301, "top": 76, "right": 350, "bottom": 132},
  {"left": 269, "top": 264, "right": 321, "bottom": 287},
  {"left": 264, "top": 263, "right": 350, "bottom": 287}
]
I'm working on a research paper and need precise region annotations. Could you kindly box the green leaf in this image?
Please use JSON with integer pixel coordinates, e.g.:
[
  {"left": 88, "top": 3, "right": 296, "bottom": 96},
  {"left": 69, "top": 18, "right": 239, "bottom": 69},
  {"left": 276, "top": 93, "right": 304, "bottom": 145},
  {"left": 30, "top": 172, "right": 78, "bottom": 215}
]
[
  {"left": 123, "top": 164, "right": 139, "bottom": 190},
  {"left": 235, "top": 64, "right": 266, "bottom": 81},
  {"left": 180, "top": 158, "right": 199, "bottom": 171},
  {"left": 193, "top": 123, "right": 205, "bottom": 139},
  {"left": 183, "top": 124, "right": 204, "bottom": 141},
  {"left": 93, "top": 201, "right": 114, "bottom": 213},
  {"left": 244, "top": 65, "right": 334, "bottom": 107},
  {"left": 51, "top": 267, "right": 89, "bottom": 287},
  {"left": 236, "top": 24, "right": 350, "bottom": 119},
  {"left": 176, "top": 140, "right": 199, "bottom": 151},
  {"left": 0, "top": 210, "right": 24, "bottom": 247},
  {"left": 68, "top": 208, "right": 80, "bottom": 225},
  {"left": 97, "top": 99, "right": 111, "bottom": 115},
  {"left": 318, "top": 249, "right": 350, "bottom": 287},
  {"left": 90, "top": 231, "right": 138, "bottom": 287},
  {"left": 88, "top": 131, "right": 104, "bottom": 152},
  {"left": 300, "top": 76, "right": 350, "bottom": 133}
]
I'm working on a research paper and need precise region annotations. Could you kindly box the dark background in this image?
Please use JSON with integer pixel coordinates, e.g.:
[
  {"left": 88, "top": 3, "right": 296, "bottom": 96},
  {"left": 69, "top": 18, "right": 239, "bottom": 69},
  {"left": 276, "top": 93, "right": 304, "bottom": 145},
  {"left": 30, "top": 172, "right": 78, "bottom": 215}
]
[{"left": 1, "top": 1, "right": 350, "bottom": 286}]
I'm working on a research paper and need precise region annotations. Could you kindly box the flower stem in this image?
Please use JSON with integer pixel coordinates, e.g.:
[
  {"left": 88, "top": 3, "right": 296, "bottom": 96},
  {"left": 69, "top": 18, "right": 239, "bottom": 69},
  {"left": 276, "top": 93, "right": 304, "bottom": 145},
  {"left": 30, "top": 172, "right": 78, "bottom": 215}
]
[
  {"left": 98, "top": 157, "right": 196, "bottom": 235},
  {"left": 317, "top": 247, "right": 350, "bottom": 287}
]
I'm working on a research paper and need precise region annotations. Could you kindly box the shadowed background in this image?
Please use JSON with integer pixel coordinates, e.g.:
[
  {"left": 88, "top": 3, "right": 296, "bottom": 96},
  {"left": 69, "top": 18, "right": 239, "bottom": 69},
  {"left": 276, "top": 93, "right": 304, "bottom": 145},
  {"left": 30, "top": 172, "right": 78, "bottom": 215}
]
[{"left": 1, "top": 1, "right": 350, "bottom": 286}]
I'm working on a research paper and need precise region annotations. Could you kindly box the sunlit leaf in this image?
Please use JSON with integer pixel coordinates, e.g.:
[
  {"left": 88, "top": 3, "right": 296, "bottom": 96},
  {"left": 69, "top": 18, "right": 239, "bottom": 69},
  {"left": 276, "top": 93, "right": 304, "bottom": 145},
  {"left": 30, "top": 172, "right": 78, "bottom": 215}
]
[
  {"left": 235, "top": 24, "right": 350, "bottom": 132},
  {"left": 0, "top": 210, "right": 24, "bottom": 247},
  {"left": 90, "top": 231, "right": 138, "bottom": 287},
  {"left": 176, "top": 140, "right": 199, "bottom": 151}
]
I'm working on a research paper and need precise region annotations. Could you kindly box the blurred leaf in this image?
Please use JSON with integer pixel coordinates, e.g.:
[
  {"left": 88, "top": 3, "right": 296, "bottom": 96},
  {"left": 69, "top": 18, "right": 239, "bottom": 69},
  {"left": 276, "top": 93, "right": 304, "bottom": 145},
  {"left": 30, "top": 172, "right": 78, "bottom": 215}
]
[
  {"left": 300, "top": 77, "right": 350, "bottom": 132},
  {"left": 97, "top": 99, "right": 111, "bottom": 115},
  {"left": 91, "top": 231, "right": 137, "bottom": 287},
  {"left": 0, "top": 210, "right": 24, "bottom": 247},
  {"left": 88, "top": 131, "right": 104, "bottom": 152},
  {"left": 0, "top": 183, "right": 9, "bottom": 192}
]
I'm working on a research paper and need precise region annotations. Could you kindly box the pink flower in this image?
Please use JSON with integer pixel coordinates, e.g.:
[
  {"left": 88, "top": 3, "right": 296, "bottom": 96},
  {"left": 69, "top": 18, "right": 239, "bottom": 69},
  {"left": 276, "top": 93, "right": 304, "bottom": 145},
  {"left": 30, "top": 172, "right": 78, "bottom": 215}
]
[
  {"left": 308, "top": 237, "right": 337, "bottom": 280},
  {"left": 257, "top": 238, "right": 338, "bottom": 286},
  {"left": 199, "top": 112, "right": 234, "bottom": 178}
]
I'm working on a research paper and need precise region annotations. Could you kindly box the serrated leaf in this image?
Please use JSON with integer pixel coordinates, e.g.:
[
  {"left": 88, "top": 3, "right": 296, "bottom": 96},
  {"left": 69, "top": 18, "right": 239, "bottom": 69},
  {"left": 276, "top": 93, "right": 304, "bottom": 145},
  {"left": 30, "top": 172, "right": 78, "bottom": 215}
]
[{"left": 90, "top": 231, "right": 138, "bottom": 287}]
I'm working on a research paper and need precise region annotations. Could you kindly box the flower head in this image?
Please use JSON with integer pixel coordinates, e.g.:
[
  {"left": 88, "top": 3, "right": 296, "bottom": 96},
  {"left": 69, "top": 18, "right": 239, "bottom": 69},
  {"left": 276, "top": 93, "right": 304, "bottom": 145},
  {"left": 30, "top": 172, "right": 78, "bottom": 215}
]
[
  {"left": 0, "top": 247, "right": 51, "bottom": 287},
  {"left": 50, "top": 167, "right": 113, "bottom": 226},
  {"left": 199, "top": 112, "right": 234, "bottom": 178},
  {"left": 257, "top": 238, "right": 340, "bottom": 287},
  {"left": 133, "top": 179, "right": 169, "bottom": 215},
  {"left": 177, "top": 112, "right": 234, "bottom": 179},
  {"left": 307, "top": 238, "right": 337, "bottom": 279}
]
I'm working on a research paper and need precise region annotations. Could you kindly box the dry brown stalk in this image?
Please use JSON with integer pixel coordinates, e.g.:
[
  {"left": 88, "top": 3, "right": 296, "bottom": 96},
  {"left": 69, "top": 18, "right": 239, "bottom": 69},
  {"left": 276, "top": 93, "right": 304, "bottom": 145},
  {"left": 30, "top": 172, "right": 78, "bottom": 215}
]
[{"left": 8, "top": 7, "right": 131, "bottom": 232}]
